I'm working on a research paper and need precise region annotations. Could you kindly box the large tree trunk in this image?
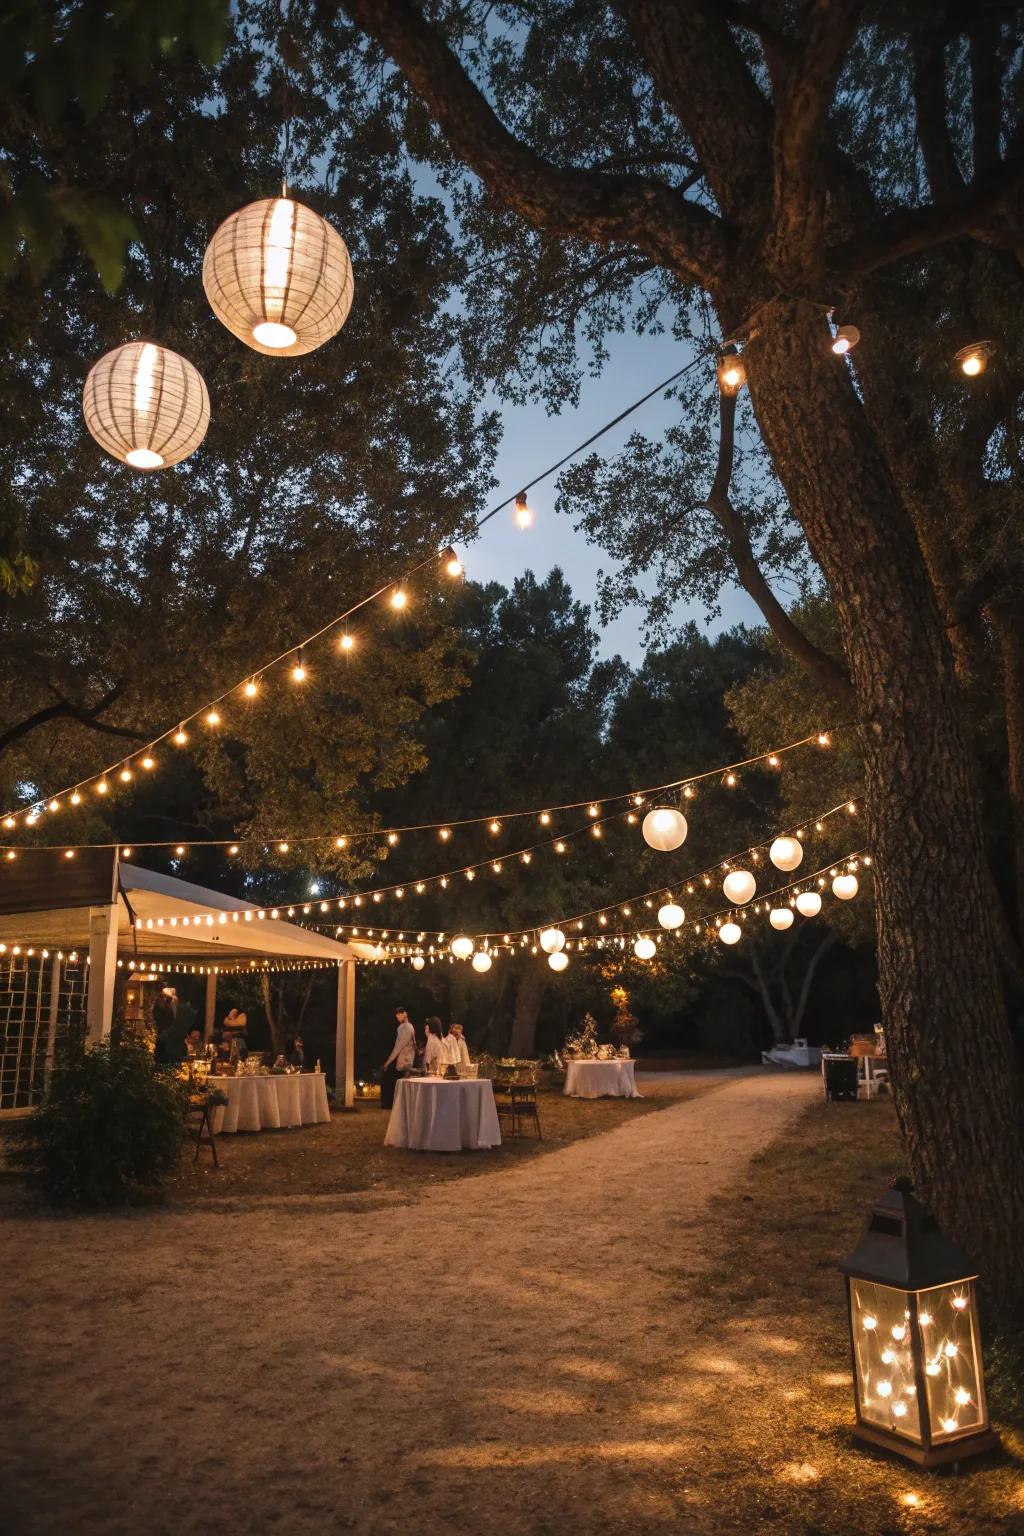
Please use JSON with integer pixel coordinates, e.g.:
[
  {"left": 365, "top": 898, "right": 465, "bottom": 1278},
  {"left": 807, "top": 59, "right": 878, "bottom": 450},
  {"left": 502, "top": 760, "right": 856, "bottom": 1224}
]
[
  {"left": 990, "top": 599, "right": 1024, "bottom": 941},
  {"left": 507, "top": 962, "right": 546, "bottom": 1058},
  {"left": 744, "top": 297, "right": 1024, "bottom": 1308}
]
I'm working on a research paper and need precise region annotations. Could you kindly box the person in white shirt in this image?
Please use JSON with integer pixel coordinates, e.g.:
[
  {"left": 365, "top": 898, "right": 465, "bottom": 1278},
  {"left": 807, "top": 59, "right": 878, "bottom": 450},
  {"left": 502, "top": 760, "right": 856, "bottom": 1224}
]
[
  {"left": 422, "top": 1017, "right": 445, "bottom": 1073},
  {"left": 381, "top": 1006, "right": 415, "bottom": 1110},
  {"left": 448, "top": 1023, "right": 471, "bottom": 1067}
]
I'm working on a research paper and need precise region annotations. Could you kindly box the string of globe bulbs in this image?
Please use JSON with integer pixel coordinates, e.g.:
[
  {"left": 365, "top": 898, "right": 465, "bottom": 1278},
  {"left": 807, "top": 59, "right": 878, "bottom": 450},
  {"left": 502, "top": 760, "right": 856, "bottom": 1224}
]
[
  {"left": 124, "top": 795, "right": 864, "bottom": 975},
  {"left": 362, "top": 848, "right": 870, "bottom": 973}
]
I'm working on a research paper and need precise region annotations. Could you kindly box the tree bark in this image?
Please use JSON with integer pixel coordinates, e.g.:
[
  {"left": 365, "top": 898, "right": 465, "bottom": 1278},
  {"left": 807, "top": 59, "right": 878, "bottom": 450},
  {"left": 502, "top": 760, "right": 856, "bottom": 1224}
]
[
  {"left": 990, "top": 598, "right": 1024, "bottom": 938},
  {"left": 744, "top": 298, "right": 1024, "bottom": 1306},
  {"left": 507, "top": 961, "right": 547, "bottom": 1058}
]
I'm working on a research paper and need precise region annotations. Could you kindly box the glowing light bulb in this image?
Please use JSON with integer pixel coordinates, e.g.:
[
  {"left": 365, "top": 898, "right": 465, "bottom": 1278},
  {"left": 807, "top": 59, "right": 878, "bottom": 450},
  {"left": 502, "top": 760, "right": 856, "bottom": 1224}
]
[
  {"left": 952, "top": 1295, "right": 968, "bottom": 1311},
  {"left": 175, "top": 845, "right": 186, "bottom": 857},
  {"left": 390, "top": 589, "right": 408, "bottom": 610},
  {"left": 891, "top": 1401, "right": 908, "bottom": 1418},
  {"left": 4, "top": 851, "right": 15, "bottom": 861},
  {"left": 918, "top": 1312, "right": 932, "bottom": 1326},
  {"left": 335, "top": 836, "right": 347, "bottom": 849},
  {"left": 877, "top": 1380, "right": 892, "bottom": 1397},
  {"left": 70, "top": 793, "right": 82, "bottom": 806},
  {"left": 97, "top": 780, "right": 109, "bottom": 795},
  {"left": 925, "top": 1362, "right": 941, "bottom": 1377},
  {"left": 489, "top": 820, "right": 501, "bottom": 834},
  {"left": 831, "top": 325, "right": 860, "bottom": 355},
  {"left": 725, "top": 772, "right": 737, "bottom": 787},
  {"left": 444, "top": 552, "right": 463, "bottom": 577},
  {"left": 891, "top": 1324, "right": 907, "bottom": 1341},
  {"left": 514, "top": 491, "right": 534, "bottom": 529},
  {"left": 244, "top": 679, "right": 259, "bottom": 697},
  {"left": 291, "top": 657, "right": 306, "bottom": 683},
  {"left": 554, "top": 841, "right": 566, "bottom": 853},
  {"left": 206, "top": 710, "right": 220, "bottom": 727},
  {"left": 944, "top": 1342, "right": 958, "bottom": 1358},
  {"left": 387, "top": 832, "right": 399, "bottom": 846},
  {"left": 340, "top": 634, "right": 355, "bottom": 652},
  {"left": 119, "top": 768, "right": 131, "bottom": 783},
  {"left": 228, "top": 845, "right": 239, "bottom": 856},
  {"left": 955, "top": 341, "right": 994, "bottom": 376},
  {"left": 64, "top": 849, "right": 75, "bottom": 859},
  {"left": 439, "top": 827, "right": 451, "bottom": 841},
  {"left": 881, "top": 1349, "right": 895, "bottom": 1364},
  {"left": 862, "top": 1316, "right": 877, "bottom": 1331},
  {"left": 121, "top": 846, "right": 132, "bottom": 858},
  {"left": 278, "top": 842, "right": 289, "bottom": 854},
  {"left": 174, "top": 727, "right": 188, "bottom": 746},
  {"left": 48, "top": 799, "right": 59, "bottom": 812},
  {"left": 941, "top": 1417, "right": 958, "bottom": 1433},
  {"left": 2, "top": 817, "right": 13, "bottom": 829},
  {"left": 954, "top": 1388, "right": 970, "bottom": 1406}
]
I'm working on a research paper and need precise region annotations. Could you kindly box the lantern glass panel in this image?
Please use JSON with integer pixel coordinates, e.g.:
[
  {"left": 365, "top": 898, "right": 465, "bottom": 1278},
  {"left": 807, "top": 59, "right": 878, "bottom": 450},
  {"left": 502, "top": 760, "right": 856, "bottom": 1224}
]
[
  {"left": 849, "top": 1279, "right": 922, "bottom": 1442},
  {"left": 918, "top": 1280, "right": 986, "bottom": 1442}
]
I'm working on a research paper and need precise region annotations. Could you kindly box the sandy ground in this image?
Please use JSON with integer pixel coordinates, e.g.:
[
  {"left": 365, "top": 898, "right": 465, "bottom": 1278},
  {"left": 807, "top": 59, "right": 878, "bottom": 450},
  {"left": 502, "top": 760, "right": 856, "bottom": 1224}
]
[{"left": 1, "top": 1067, "right": 815, "bottom": 1536}]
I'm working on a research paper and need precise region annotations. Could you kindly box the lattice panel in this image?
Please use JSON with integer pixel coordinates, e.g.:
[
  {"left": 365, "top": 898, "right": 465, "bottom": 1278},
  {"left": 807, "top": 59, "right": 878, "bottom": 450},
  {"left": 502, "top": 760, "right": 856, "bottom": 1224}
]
[{"left": 0, "top": 955, "right": 87, "bottom": 1112}]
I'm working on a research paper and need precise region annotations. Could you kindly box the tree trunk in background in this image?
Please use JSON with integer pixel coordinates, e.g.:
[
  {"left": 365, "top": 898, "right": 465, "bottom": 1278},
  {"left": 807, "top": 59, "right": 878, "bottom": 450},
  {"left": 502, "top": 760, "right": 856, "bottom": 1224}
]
[
  {"left": 508, "top": 962, "right": 546, "bottom": 1058},
  {"left": 991, "top": 599, "right": 1024, "bottom": 941},
  {"left": 787, "top": 930, "right": 839, "bottom": 1038},
  {"left": 744, "top": 298, "right": 1024, "bottom": 1310}
]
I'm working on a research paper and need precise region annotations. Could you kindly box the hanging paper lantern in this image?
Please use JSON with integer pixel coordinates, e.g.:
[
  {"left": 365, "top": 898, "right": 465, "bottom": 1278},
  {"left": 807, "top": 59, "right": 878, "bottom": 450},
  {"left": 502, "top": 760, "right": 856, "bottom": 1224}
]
[
  {"left": 833, "top": 874, "right": 859, "bottom": 901},
  {"left": 723, "top": 869, "right": 756, "bottom": 905},
  {"left": 450, "top": 935, "right": 474, "bottom": 960},
  {"left": 642, "top": 807, "right": 688, "bottom": 852},
  {"left": 719, "top": 921, "right": 742, "bottom": 945},
  {"left": 411, "top": 955, "right": 425, "bottom": 970},
  {"left": 203, "top": 196, "right": 354, "bottom": 356},
  {"left": 548, "top": 951, "right": 569, "bottom": 973},
  {"left": 770, "top": 836, "right": 804, "bottom": 872},
  {"left": 539, "top": 927, "right": 566, "bottom": 954},
  {"left": 471, "top": 950, "right": 492, "bottom": 973},
  {"left": 796, "top": 891, "right": 822, "bottom": 917},
  {"left": 83, "top": 341, "right": 209, "bottom": 470},
  {"left": 633, "top": 936, "right": 656, "bottom": 960},
  {"left": 657, "top": 902, "right": 685, "bottom": 930},
  {"left": 769, "top": 908, "right": 794, "bottom": 931}
]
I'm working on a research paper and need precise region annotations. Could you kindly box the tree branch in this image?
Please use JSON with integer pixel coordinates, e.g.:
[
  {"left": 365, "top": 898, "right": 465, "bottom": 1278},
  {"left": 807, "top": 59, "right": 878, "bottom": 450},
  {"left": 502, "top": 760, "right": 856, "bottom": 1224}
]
[
  {"left": 704, "top": 389, "right": 854, "bottom": 701},
  {"left": 827, "top": 153, "right": 1024, "bottom": 275},
  {"left": 912, "top": 33, "right": 964, "bottom": 200},
  {"left": 339, "top": 0, "right": 730, "bottom": 286},
  {"left": 969, "top": 19, "right": 1003, "bottom": 175},
  {"left": 0, "top": 682, "right": 146, "bottom": 756}
]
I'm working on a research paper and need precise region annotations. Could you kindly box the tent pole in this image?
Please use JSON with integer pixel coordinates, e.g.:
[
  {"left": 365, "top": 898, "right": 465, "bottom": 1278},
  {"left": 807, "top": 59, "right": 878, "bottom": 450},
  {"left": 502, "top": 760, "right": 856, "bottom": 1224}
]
[
  {"left": 203, "top": 970, "right": 217, "bottom": 1043},
  {"left": 85, "top": 903, "right": 119, "bottom": 1044},
  {"left": 335, "top": 959, "right": 356, "bottom": 1109}
]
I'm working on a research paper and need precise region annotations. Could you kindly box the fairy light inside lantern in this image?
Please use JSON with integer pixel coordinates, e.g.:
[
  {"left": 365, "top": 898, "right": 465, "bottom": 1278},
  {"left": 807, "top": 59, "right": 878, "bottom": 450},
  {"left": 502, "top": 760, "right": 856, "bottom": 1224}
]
[{"left": 839, "top": 1178, "right": 997, "bottom": 1467}]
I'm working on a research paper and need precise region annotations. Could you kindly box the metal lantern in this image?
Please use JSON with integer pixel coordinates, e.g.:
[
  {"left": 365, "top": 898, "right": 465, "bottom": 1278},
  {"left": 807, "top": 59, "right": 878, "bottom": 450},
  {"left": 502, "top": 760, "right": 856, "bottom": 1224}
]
[
  {"left": 83, "top": 341, "right": 209, "bottom": 470},
  {"left": 839, "top": 1180, "right": 997, "bottom": 1467},
  {"left": 203, "top": 196, "right": 354, "bottom": 356},
  {"left": 641, "top": 807, "right": 688, "bottom": 852}
]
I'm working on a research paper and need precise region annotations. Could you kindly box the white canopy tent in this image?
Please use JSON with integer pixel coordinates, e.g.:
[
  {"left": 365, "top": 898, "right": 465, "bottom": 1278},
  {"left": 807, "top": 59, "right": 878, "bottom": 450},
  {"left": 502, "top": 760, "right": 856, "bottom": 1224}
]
[{"left": 0, "top": 855, "right": 376, "bottom": 1112}]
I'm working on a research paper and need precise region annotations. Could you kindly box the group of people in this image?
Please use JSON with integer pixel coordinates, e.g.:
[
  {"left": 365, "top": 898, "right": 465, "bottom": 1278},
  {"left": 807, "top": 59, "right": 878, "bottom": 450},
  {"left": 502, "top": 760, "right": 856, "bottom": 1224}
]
[{"left": 380, "top": 1007, "right": 471, "bottom": 1109}]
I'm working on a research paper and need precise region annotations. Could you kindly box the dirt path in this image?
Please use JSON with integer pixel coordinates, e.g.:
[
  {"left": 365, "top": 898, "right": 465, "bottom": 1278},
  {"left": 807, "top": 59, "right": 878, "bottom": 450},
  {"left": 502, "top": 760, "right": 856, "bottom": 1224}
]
[{"left": 2, "top": 1068, "right": 815, "bottom": 1536}]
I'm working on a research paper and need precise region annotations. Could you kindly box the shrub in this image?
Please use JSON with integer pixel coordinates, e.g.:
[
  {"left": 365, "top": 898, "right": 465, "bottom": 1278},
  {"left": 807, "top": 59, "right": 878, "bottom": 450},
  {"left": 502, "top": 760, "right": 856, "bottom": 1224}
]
[{"left": 9, "top": 1033, "right": 188, "bottom": 1207}]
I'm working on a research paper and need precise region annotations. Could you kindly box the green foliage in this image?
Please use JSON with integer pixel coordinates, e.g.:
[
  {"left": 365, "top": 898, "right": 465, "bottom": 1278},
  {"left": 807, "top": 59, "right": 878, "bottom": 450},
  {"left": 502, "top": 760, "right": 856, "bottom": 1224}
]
[
  {"left": 8, "top": 1033, "right": 188, "bottom": 1206},
  {"left": 985, "top": 1324, "right": 1024, "bottom": 1425}
]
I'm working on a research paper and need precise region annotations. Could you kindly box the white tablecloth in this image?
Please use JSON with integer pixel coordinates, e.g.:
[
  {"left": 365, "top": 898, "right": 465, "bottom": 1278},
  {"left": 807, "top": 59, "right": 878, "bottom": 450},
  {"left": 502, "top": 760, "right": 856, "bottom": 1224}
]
[
  {"left": 385, "top": 1077, "right": 501, "bottom": 1151},
  {"left": 210, "top": 1072, "right": 331, "bottom": 1133},
  {"left": 564, "top": 1059, "right": 640, "bottom": 1099}
]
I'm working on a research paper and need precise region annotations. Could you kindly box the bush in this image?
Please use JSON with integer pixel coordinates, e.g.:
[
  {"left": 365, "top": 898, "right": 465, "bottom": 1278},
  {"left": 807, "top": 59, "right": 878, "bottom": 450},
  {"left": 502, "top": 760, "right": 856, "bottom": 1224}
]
[{"left": 9, "top": 1034, "right": 188, "bottom": 1207}]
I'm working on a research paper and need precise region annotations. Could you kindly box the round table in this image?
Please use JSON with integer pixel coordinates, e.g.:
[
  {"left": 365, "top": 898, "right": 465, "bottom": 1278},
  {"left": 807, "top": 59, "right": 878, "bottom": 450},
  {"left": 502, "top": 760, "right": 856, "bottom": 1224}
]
[
  {"left": 209, "top": 1071, "right": 331, "bottom": 1133},
  {"left": 564, "top": 1059, "right": 640, "bottom": 1099},
  {"left": 385, "top": 1077, "right": 501, "bottom": 1151}
]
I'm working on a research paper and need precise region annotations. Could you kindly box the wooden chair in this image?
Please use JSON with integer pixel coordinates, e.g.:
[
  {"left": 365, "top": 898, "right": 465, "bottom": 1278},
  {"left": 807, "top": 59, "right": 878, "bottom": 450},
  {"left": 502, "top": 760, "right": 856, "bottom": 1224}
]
[
  {"left": 502, "top": 1082, "right": 542, "bottom": 1141},
  {"left": 186, "top": 1091, "right": 219, "bottom": 1166}
]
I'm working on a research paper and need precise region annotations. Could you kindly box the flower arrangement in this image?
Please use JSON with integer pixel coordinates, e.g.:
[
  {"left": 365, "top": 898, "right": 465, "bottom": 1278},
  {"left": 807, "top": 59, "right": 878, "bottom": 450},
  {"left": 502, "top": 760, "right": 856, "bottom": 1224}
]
[{"left": 563, "top": 1013, "right": 600, "bottom": 1059}]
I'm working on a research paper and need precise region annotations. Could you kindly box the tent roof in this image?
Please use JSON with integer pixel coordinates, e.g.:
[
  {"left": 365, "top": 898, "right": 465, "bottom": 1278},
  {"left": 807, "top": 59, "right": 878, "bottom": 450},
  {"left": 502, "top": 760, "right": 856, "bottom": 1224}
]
[{"left": 0, "top": 860, "right": 375, "bottom": 967}]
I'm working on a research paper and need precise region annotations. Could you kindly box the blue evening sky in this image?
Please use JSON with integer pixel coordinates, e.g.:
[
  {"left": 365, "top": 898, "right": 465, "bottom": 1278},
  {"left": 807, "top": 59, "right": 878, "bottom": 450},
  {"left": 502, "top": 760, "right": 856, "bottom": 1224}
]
[{"left": 456, "top": 324, "right": 761, "bottom": 664}]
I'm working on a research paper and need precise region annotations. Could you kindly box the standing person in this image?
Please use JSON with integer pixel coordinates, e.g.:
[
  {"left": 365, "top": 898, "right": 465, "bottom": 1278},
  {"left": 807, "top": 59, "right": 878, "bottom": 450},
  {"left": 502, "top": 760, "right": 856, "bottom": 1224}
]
[
  {"left": 422, "top": 1017, "right": 445, "bottom": 1074},
  {"left": 381, "top": 1006, "right": 415, "bottom": 1110},
  {"left": 448, "top": 1023, "right": 471, "bottom": 1066},
  {"left": 284, "top": 1033, "right": 305, "bottom": 1069}
]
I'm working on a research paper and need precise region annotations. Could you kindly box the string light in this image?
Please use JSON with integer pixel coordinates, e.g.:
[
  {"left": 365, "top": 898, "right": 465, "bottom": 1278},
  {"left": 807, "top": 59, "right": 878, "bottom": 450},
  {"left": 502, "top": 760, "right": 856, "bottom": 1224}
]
[
  {"left": 244, "top": 679, "right": 259, "bottom": 698},
  {"left": 443, "top": 550, "right": 463, "bottom": 578},
  {"left": 390, "top": 588, "right": 408, "bottom": 610},
  {"left": 955, "top": 341, "right": 995, "bottom": 377},
  {"left": 339, "top": 633, "right": 355, "bottom": 652},
  {"left": 174, "top": 727, "right": 188, "bottom": 746},
  {"left": 291, "top": 652, "right": 307, "bottom": 684},
  {"left": 205, "top": 710, "right": 220, "bottom": 727},
  {"left": 514, "top": 491, "right": 534, "bottom": 529}
]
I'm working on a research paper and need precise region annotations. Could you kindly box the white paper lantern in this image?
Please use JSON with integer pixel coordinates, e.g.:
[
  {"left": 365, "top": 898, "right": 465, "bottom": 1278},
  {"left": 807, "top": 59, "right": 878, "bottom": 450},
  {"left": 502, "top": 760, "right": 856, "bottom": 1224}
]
[
  {"left": 472, "top": 950, "right": 492, "bottom": 973},
  {"left": 832, "top": 874, "right": 859, "bottom": 901},
  {"left": 633, "top": 936, "right": 657, "bottom": 960},
  {"left": 641, "top": 807, "right": 688, "bottom": 852},
  {"left": 769, "top": 908, "right": 794, "bottom": 931},
  {"left": 548, "top": 951, "right": 569, "bottom": 972},
  {"left": 539, "top": 927, "right": 566, "bottom": 954},
  {"left": 722, "top": 869, "right": 756, "bottom": 905},
  {"left": 411, "top": 955, "right": 425, "bottom": 970},
  {"left": 83, "top": 341, "right": 209, "bottom": 470},
  {"left": 657, "top": 902, "right": 685, "bottom": 930},
  {"left": 796, "top": 891, "right": 822, "bottom": 917},
  {"left": 770, "top": 836, "right": 803, "bottom": 872},
  {"left": 450, "top": 935, "right": 474, "bottom": 960},
  {"left": 203, "top": 196, "right": 354, "bottom": 356},
  {"left": 719, "top": 921, "right": 742, "bottom": 945}
]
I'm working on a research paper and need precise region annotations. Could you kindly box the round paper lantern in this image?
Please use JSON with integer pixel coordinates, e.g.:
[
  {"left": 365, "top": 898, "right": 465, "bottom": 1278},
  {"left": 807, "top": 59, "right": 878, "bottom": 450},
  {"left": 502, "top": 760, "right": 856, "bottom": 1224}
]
[
  {"left": 769, "top": 908, "right": 794, "bottom": 931},
  {"left": 411, "top": 955, "right": 425, "bottom": 970},
  {"left": 450, "top": 935, "right": 474, "bottom": 960},
  {"left": 548, "top": 951, "right": 569, "bottom": 973},
  {"left": 719, "top": 921, "right": 742, "bottom": 945},
  {"left": 203, "top": 196, "right": 354, "bottom": 356},
  {"left": 722, "top": 869, "right": 756, "bottom": 905},
  {"left": 770, "top": 836, "right": 803, "bottom": 873},
  {"left": 633, "top": 936, "right": 657, "bottom": 960},
  {"left": 539, "top": 927, "right": 566, "bottom": 954},
  {"left": 83, "top": 341, "right": 209, "bottom": 470},
  {"left": 472, "top": 950, "right": 492, "bottom": 973},
  {"left": 833, "top": 874, "right": 859, "bottom": 901},
  {"left": 641, "top": 807, "right": 688, "bottom": 852},
  {"left": 796, "top": 891, "right": 822, "bottom": 917},
  {"left": 657, "top": 902, "right": 685, "bottom": 930}
]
